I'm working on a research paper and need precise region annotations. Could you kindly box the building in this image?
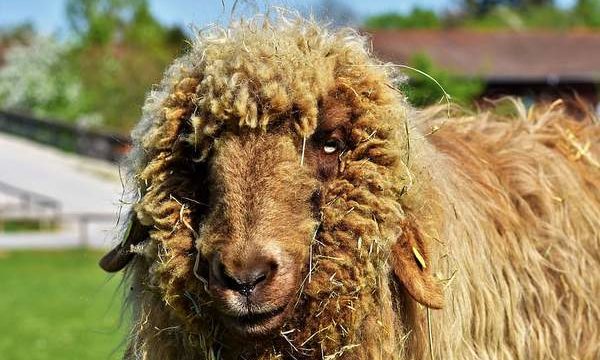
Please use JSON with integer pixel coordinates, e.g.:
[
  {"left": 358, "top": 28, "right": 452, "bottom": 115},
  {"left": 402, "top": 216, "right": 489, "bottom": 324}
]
[{"left": 370, "top": 30, "right": 600, "bottom": 112}]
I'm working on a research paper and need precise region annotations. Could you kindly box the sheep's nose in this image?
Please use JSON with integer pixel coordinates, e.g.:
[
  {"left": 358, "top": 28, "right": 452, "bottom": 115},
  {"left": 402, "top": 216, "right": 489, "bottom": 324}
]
[{"left": 210, "top": 253, "right": 275, "bottom": 296}]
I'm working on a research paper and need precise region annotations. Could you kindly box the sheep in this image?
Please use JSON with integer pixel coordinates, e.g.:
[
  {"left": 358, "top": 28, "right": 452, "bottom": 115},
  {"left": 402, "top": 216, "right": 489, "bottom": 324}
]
[{"left": 99, "top": 14, "right": 600, "bottom": 360}]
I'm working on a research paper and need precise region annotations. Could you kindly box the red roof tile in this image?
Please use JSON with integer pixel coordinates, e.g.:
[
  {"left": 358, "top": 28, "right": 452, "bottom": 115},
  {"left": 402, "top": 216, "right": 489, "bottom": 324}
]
[{"left": 369, "top": 30, "right": 600, "bottom": 82}]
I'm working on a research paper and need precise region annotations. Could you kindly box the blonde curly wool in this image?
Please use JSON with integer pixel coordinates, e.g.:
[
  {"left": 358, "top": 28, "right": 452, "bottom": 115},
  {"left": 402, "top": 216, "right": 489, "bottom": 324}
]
[
  {"left": 109, "top": 13, "right": 600, "bottom": 360},
  {"left": 418, "top": 100, "right": 600, "bottom": 359}
]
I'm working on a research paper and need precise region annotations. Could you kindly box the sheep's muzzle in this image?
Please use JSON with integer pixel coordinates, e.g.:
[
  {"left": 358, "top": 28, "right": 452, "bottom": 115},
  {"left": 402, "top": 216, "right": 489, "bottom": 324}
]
[
  {"left": 207, "top": 246, "right": 299, "bottom": 337},
  {"left": 196, "top": 132, "right": 319, "bottom": 338}
]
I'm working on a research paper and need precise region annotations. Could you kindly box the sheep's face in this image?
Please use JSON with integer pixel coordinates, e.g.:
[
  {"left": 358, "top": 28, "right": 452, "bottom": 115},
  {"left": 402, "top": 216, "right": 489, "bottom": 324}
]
[
  {"left": 196, "top": 98, "right": 353, "bottom": 338},
  {"left": 199, "top": 133, "right": 315, "bottom": 337}
]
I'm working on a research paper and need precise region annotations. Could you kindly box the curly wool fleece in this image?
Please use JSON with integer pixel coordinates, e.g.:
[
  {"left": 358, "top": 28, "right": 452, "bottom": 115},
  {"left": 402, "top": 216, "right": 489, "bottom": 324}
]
[{"left": 116, "top": 12, "right": 600, "bottom": 360}]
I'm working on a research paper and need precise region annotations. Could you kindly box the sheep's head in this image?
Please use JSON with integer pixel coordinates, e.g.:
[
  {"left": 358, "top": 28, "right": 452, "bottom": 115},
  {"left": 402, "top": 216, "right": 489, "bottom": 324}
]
[{"left": 100, "top": 15, "right": 444, "bottom": 357}]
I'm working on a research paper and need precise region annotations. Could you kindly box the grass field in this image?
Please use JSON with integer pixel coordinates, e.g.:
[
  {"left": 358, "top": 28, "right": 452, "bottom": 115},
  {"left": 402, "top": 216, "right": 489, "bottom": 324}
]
[{"left": 0, "top": 250, "right": 126, "bottom": 360}]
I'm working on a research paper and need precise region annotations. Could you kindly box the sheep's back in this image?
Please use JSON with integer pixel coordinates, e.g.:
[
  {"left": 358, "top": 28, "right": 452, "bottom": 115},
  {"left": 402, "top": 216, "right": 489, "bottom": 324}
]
[{"left": 423, "top": 105, "right": 600, "bottom": 359}]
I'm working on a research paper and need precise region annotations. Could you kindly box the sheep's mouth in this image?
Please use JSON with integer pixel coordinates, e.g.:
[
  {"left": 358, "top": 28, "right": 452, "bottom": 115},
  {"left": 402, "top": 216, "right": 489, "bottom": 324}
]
[{"left": 224, "top": 305, "right": 289, "bottom": 337}]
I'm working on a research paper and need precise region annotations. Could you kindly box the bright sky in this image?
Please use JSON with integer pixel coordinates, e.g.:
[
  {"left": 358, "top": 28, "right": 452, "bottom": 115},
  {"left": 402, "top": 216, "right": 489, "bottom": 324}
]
[{"left": 0, "top": 0, "right": 577, "bottom": 35}]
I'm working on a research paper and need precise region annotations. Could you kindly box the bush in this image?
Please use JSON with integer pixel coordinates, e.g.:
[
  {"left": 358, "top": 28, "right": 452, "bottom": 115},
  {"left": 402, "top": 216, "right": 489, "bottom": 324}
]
[
  {"left": 364, "top": 8, "right": 441, "bottom": 29},
  {"left": 365, "top": 2, "right": 600, "bottom": 30},
  {"left": 461, "top": 5, "right": 575, "bottom": 30},
  {"left": 575, "top": 0, "right": 600, "bottom": 27},
  {"left": 400, "top": 54, "right": 484, "bottom": 107}
]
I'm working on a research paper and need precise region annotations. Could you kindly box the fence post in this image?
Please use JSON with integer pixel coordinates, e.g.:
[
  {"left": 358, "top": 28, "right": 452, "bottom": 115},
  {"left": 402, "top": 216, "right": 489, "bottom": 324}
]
[{"left": 78, "top": 215, "right": 89, "bottom": 248}]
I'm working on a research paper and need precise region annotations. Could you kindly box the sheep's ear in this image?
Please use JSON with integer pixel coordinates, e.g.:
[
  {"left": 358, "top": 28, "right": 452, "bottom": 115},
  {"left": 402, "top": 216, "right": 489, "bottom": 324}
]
[
  {"left": 99, "top": 212, "right": 148, "bottom": 272},
  {"left": 391, "top": 218, "right": 444, "bottom": 309}
]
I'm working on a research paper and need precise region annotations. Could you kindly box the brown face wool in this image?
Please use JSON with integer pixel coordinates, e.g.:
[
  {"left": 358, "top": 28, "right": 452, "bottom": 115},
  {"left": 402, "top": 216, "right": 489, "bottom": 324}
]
[{"left": 100, "top": 14, "right": 600, "bottom": 360}]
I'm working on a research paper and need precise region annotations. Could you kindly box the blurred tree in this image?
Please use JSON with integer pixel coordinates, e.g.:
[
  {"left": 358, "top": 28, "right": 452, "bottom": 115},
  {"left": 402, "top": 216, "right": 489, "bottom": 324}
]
[
  {"left": 575, "top": 0, "right": 600, "bottom": 27},
  {"left": 460, "top": 3, "right": 574, "bottom": 29},
  {"left": 464, "top": 0, "right": 515, "bottom": 15},
  {"left": 367, "top": 1, "right": 593, "bottom": 30},
  {"left": 64, "top": 0, "right": 187, "bottom": 131},
  {"left": 401, "top": 54, "right": 484, "bottom": 107},
  {"left": 364, "top": 8, "right": 440, "bottom": 29},
  {"left": 0, "top": 36, "right": 97, "bottom": 123},
  {"left": 66, "top": 0, "right": 146, "bottom": 45},
  {"left": 463, "top": 0, "right": 552, "bottom": 15},
  {"left": 0, "top": 1, "right": 186, "bottom": 132},
  {"left": 0, "top": 23, "right": 35, "bottom": 48}
]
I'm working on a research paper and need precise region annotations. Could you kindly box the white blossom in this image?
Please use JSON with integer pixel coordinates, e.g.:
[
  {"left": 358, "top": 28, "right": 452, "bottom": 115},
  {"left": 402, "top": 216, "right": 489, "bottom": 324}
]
[{"left": 0, "top": 36, "right": 101, "bottom": 124}]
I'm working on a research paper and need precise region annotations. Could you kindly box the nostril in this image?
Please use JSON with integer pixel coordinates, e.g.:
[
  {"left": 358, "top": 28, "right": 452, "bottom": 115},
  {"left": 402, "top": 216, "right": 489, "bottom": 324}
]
[
  {"left": 210, "top": 256, "right": 230, "bottom": 285},
  {"left": 254, "top": 273, "right": 267, "bottom": 284},
  {"left": 237, "top": 283, "right": 255, "bottom": 297},
  {"left": 233, "top": 269, "right": 269, "bottom": 296},
  {"left": 220, "top": 264, "right": 241, "bottom": 290},
  {"left": 269, "top": 260, "right": 279, "bottom": 273},
  {"left": 210, "top": 253, "right": 274, "bottom": 296}
]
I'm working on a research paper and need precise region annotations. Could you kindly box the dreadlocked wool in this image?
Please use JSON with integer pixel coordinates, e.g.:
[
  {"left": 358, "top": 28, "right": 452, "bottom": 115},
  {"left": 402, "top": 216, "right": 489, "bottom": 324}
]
[{"left": 105, "top": 13, "right": 600, "bottom": 360}]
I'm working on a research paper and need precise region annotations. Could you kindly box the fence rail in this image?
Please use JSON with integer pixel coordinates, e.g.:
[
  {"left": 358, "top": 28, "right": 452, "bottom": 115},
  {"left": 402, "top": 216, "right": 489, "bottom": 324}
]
[
  {"left": 0, "top": 110, "right": 131, "bottom": 162},
  {"left": 0, "top": 180, "right": 61, "bottom": 219},
  {"left": 0, "top": 180, "right": 116, "bottom": 248}
]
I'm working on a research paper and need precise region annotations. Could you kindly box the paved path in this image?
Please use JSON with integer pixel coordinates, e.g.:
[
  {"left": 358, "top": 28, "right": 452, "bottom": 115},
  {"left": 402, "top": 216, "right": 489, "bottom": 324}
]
[{"left": 0, "top": 133, "right": 124, "bottom": 249}]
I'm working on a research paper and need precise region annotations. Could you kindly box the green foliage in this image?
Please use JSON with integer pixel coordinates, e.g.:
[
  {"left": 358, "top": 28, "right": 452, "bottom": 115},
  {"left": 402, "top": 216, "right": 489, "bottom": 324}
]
[
  {"left": 0, "top": 37, "right": 96, "bottom": 123},
  {"left": 575, "top": 0, "right": 600, "bottom": 27},
  {"left": 0, "top": 0, "right": 186, "bottom": 132},
  {"left": 461, "top": 5, "right": 576, "bottom": 30},
  {"left": 364, "top": 8, "right": 441, "bottom": 29},
  {"left": 521, "top": 5, "right": 574, "bottom": 28},
  {"left": 366, "top": 1, "right": 600, "bottom": 30},
  {"left": 66, "top": 0, "right": 146, "bottom": 45},
  {"left": 460, "top": 5, "right": 524, "bottom": 29},
  {"left": 463, "top": 0, "right": 552, "bottom": 16},
  {"left": 0, "top": 23, "right": 35, "bottom": 47},
  {"left": 64, "top": 0, "right": 187, "bottom": 132},
  {"left": 0, "top": 219, "right": 59, "bottom": 233},
  {"left": 401, "top": 54, "right": 484, "bottom": 107},
  {"left": 0, "top": 250, "right": 124, "bottom": 360},
  {"left": 461, "top": 0, "right": 600, "bottom": 29}
]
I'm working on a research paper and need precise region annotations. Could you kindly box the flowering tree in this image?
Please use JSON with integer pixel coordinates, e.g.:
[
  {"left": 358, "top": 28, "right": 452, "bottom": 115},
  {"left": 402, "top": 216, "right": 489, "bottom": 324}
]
[{"left": 0, "top": 36, "right": 101, "bottom": 125}]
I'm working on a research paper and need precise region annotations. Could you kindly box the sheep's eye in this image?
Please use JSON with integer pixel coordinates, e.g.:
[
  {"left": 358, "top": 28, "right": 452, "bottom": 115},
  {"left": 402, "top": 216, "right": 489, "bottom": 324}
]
[{"left": 322, "top": 139, "right": 342, "bottom": 154}]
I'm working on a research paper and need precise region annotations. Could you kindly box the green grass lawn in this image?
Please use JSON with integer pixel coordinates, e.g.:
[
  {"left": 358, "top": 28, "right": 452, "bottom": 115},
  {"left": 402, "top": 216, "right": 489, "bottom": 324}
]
[{"left": 0, "top": 250, "right": 126, "bottom": 360}]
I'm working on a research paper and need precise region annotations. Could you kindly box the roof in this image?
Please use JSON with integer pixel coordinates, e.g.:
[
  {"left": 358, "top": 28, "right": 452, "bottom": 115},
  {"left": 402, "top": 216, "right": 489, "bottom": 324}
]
[{"left": 369, "top": 30, "right": 600, "bottom": 83}]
